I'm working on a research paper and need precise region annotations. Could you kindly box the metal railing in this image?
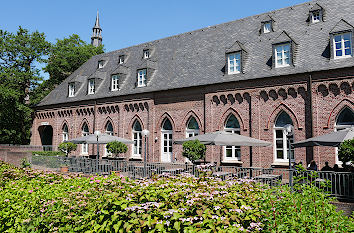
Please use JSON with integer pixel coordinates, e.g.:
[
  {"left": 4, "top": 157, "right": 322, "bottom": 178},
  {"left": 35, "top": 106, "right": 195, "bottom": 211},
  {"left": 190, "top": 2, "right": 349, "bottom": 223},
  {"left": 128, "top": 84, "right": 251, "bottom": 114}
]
[{"left": 30, "top": 156, "right": 354, "bottom": 200}]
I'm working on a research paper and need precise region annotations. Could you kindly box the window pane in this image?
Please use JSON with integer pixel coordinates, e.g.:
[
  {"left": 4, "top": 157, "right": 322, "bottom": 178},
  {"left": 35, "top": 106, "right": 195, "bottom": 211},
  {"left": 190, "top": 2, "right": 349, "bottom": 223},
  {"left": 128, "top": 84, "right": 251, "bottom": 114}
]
[
  {"left": 276, "top": 130, "right": 283, "bottom": 138},
  {"left": 336, "top": 42, "right": 342, "bottom": 50},
  {"left": 225, "top": 115, "right": 240, "bottom": 129},
  {"left": 275, "top": 112, "right": 293, "bottom": 127},
  {"left": 277, "top": 150, "right": 284, "bottom": 159},
  {"left": 345, "top": 48, "right": 351, "bottom": 55},
  {"left": 336, "top": 50, "right": 343, "bottom": 57},
  {"left": 226, "top": 149, "right": 232, "bottom": 157},
  {"left": 334, "top": 35, "right": 342, "bottom": 42},
  {"left": 343, "top": 33, "right": 351, "bottom": 41}
]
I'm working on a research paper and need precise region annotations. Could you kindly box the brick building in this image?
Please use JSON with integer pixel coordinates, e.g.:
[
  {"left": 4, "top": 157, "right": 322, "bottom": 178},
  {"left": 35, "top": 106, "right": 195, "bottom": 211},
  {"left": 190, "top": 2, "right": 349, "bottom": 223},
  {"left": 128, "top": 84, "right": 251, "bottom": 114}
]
[{"left": 31, "top": 0, "right": 354, "bottom": 169}]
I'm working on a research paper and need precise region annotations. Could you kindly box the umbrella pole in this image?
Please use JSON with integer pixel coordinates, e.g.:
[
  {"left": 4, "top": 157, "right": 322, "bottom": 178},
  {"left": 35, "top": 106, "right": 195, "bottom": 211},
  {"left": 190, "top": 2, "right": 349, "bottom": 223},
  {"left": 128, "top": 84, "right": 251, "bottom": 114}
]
[
  {"left": 288, "top": 137, "right": 293, "bottom": 191},
  {"left": 96, "top": 136, "right": 99, "bottom": 173}
]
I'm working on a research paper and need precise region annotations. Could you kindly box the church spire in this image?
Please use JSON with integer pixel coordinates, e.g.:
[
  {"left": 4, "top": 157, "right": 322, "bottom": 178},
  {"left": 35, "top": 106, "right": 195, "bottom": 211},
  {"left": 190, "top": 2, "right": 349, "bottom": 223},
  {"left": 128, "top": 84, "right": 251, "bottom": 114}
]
[{"left": 91, "top": 11, "right": 102, "bottom": 47}]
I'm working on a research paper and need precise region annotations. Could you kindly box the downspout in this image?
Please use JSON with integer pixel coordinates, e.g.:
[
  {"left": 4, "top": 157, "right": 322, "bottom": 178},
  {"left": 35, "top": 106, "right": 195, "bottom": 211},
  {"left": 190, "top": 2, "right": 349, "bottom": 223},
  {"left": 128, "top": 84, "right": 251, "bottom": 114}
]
[
  {"left": 93, "top": 101, "right": 97, "bottom": 156},
  {"left": 147, "top": 102, "right": 150, "bottom": 162},
  {"left": 307, "top": 74, "right": 314, "bottom": 164},
  {"left": 248, "top": 94, "right": 253, "bottom": 167}
]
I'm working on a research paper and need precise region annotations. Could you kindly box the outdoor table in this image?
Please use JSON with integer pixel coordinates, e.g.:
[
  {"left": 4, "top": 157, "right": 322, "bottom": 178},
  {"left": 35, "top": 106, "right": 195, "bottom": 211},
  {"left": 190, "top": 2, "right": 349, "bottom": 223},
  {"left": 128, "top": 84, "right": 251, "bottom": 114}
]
[
  {"left": 254, "top": 174, "right": 282, "bottom": 185},
  {"left": 213, "top": 171, "right": 232, "bottom": 180}
]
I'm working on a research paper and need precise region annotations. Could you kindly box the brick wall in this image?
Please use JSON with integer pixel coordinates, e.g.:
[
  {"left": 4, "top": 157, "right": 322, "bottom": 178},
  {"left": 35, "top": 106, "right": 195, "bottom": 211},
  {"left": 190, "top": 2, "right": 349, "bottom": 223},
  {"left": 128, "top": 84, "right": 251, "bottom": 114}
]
[{"left": 31, "top": 68, "right": 354, "bottom": 169}]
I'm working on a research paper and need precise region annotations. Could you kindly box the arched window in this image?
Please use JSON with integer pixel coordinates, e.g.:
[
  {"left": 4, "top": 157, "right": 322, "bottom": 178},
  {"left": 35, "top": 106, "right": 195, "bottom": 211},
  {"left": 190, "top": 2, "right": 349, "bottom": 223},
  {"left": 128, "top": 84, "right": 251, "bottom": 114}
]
[
  {"left": 132, "top": 120, "right": 142, "bottom": 158},
  {"left": 161, "top": 118, "right": 173, "bottom": 163},
  {"left": 81, "top": 123, "right": 89, "bottom": 155},
  {"left": 104, "top": 121, "right": 114, "bottom": 157},
  {"left": 62, "top": 124, "right": 69, "bottom": 142},
  {"left": 274, "top": 111, "right": 294, "bottom": 162},
  {"left": 336, "top": 107, "right": 354, "bottom": 129},
  {"left": 224, "top": 114, "right": 241, "bottom": 161},
  {"left": 186, "top": 117, "right": 200, "bottom": 138},
  {"left": 105, "top": 121, "right": 114, "bottom": 135},
  {"left": 335, "top": 107, "right": 354, "bottom": 164}
]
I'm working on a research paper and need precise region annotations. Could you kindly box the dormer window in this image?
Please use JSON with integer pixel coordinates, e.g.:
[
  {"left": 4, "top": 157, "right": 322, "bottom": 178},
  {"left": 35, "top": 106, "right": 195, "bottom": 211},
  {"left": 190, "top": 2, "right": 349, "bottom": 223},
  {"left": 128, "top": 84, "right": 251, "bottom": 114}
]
[
  {"left": 263, "top": 21, "right": 272, "bottom": 33},
  {"left": 111, "top": 74, "right": 119, "bottom": 91},
  {"left": 88, "top": 79, "right": 95, "bottom": 94},
  {"left": 310, "top": 10, "right": 322, "bottom": 23},
  {"left": 119, "top": 55, "right": 125, "bottom": 64},
  {"left": 98, "top": 60, "right": 105, "bottom": 69},
  {"left": 68, "top": 83, "right": 75, "bottom": 97},
  {"left": 274, "top": 43, "right": 291, "bottom": 68},
  {"left": 137, "top": 69, "right": 147, "bottom": 87},
  {"left": 333, "top": 32, "right": 352, "bottom": 59},
  {"left": 143, "top": 49, "right": 150, "bottom": 59},
  {"left": 227, "top": 52, "right": 241, "bottom": 74}
]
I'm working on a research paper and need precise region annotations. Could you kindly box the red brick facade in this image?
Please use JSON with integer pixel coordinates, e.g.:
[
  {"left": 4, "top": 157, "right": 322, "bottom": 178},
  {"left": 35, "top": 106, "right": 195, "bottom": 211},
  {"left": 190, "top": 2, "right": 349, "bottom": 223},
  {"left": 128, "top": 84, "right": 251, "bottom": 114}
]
[{"left": 31, "top": 69, "right": 354, "bottom": 169}]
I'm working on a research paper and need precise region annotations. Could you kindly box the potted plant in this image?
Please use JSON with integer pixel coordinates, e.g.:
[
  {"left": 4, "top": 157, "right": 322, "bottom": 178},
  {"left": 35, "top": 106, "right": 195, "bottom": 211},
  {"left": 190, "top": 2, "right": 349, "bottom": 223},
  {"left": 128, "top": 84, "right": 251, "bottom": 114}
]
[
  {"left": 58, "top": 142, "right": 77, "bottom": 173},
  {"left": 182, "top": 140, "right": 206, "bottom": 164},
  {"left": 106, "top": 141, "right": 128, "bottom": 175}
]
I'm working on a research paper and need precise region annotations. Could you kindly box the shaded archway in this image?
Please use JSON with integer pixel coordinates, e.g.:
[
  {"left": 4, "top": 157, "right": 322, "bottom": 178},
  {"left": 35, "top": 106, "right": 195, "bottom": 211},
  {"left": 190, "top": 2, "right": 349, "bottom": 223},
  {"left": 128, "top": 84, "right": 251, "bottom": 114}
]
[{"left": 38, "top": 125, "right": 53, "bottom": 148}]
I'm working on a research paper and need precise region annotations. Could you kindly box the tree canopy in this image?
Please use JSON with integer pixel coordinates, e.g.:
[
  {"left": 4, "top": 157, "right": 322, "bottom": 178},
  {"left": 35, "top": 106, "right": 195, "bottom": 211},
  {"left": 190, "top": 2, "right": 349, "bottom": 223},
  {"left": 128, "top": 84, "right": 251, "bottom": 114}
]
[
  {"left": 31, "top": 34, "right": 104, "bottom": 104},
  {"left": 0, "top": 27, "right": 104, "bottom": 144},
  {"left": 0, "top": 27, "right": 50, "bottom": 144}
]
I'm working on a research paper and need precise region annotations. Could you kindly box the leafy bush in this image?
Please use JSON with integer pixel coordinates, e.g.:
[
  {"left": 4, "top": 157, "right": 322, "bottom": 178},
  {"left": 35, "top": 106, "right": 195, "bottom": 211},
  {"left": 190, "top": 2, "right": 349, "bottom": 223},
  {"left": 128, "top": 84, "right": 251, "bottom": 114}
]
[
  {"left": 182, "top": 140, "right": 206, "bottom": 163},
  {"left": 58, "top": 142, "right": 77, "bottom": 156},
  {"left": 338, "top": 139, "right": 354, "bottom": 164},
  {"left": 31, "top": 151, "right": 65, "bottom": 156},
  {"left": 106, "top": 141, "right": 128, "bottom": 157},
  {"left": 0, "top": 161, "right": 352, "bottom": 232}
]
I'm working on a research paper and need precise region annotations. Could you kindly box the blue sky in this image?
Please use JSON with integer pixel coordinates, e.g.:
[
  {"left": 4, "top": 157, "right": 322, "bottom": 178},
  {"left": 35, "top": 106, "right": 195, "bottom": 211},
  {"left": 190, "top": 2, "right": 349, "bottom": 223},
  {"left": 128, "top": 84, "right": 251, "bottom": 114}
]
[{"left": 1, "top": 0, "right": 309, "bottom": 53}]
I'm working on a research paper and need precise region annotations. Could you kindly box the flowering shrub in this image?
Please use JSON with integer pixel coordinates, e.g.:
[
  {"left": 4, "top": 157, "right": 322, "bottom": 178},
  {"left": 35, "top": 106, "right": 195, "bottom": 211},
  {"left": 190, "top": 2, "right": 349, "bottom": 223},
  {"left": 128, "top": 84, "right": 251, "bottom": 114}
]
[{"left": 0, "top": 161, "right": 353, "bottom": 232}]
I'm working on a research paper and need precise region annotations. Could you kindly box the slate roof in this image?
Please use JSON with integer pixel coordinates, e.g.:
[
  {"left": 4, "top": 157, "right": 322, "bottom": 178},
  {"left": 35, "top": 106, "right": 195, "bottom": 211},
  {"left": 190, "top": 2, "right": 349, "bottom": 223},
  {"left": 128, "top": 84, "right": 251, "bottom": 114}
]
[{"left": 38, "top": 0, "right": 354, "bottom": 107}]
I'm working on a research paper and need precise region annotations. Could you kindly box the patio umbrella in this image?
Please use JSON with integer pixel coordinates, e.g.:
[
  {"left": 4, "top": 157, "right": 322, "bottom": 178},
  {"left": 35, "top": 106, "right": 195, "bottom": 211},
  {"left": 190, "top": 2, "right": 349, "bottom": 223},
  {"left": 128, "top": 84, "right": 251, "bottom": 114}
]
[
  {"left": 174, "top": 131, "right": 271, "bottom": 146},
  {"left": 292, "top": 127, "right": 354, "bottom": 148},
  {"left": 68, "top": 133, "right": 134, "bottom": 144}
]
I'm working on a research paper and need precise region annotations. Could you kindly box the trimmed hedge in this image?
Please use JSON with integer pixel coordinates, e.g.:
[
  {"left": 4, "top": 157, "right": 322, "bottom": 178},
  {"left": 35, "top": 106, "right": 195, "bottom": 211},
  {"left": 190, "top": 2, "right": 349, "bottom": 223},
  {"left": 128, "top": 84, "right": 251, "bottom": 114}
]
[{"left": 31, "top": 151, "right": 65, "bottom": 157}]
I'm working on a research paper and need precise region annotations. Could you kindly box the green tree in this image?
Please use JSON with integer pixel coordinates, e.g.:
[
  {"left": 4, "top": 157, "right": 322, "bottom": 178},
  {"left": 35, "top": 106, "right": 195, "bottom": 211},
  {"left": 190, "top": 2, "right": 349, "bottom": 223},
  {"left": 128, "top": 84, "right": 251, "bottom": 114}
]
[
  {"left": 31, "top": 34, "right": 104, "bottom": 104},
  {"left": 0, "top": 27, "right": 50, "bottom": 144},
  {"left": 182, "top": 140, "right": 206, "bottom": 163},
  {"left": 338, "top": 139, "right": 354, "bottom": 165},
  {"left": 58, "top": 142, "right": 78, "bottom": 157},
  {"left": 106, "top": 141, "right": 128, "bottom": 158}
]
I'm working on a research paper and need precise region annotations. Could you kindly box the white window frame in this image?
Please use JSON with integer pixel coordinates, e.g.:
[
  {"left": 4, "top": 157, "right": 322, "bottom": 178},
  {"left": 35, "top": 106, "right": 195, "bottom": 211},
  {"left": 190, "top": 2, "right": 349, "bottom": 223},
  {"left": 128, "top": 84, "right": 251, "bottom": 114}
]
[
  {"left": 273, "top": 127, "right": 295, "bottom": 163},
  {"left": 275, "top": 43, "right": 291, "bottom": 68},
  {"left": 310, "top": 10, "right": 322, "bottom": 23},
  {"left": 111, "top": 74, "right": 119, "bottom": 91},
  {"left": 104, "top": 125, "right": 114, "bottom": 157},
  {"left": 223, "top": 128, "right": 241, "bottom": 162},
  {"left": 333, "top": 32, "right": 352, "bottom": 59},
  {"left": 227, "top": 52, "right": 241, "bottom": 74},
  {"left": 161, "top": 129, "right": 173, "bottom": 163},
  {"left": 143, "top": 49, "right": 150, "bottom": 59},
  {"left": 132, "top": 127, "right": 142, "bottom": 159},
  {"left": 81, "top": 127, "right": 89, "bottom": 155},
  {"left": 68, "top": 83, "right": 75, "bottom": 97},
  {"left": 263, "top": 22, "right": 272, "bottom": 33},
  {"left": 98, "top": 60, "right": 105, "bottom": 69},
  {"left": 62, "top": 125, "right": 69, "bottom": 142},
  {"left": 186, "top": 129, "right": 199, "bottom": 138},
  {"left": 119, "top": 55, "right": 124, "bottom": 64},
  {"left": 137, "top": 69, "right": 147, "bottom": 87},
  {"left": 88, "top": 79, "right": 95, "bottom": 95}
]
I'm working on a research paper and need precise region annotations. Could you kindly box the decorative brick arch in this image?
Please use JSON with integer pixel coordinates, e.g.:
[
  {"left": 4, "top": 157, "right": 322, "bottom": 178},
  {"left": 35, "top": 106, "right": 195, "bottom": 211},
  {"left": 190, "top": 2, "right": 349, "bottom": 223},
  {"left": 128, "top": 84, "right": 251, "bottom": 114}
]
[
  {"left": 180, "top": 110, "right": 203, "bottom": 132},
  {"left": 157, "top": 112, "right": 176, "bottom": 133},
  {"left": 102, "top": 116, "right": 115, "bottom": 133},
  {"left": 219, "top": 108, "right": 246, "bottom": 131},
  {"left": 266, "top": 104, "right": 301, "bottom": 130},
  {"left": 325, "top": 99, "right": 354, "bottom": 129},
  {"left": 60, "top": 120, "right": 69, "bottom": 132},
  {"left": 129, "top": 115, "right": 145, "bottom": 130},
  {"left": 79, "top": 118, "right": 91, "bottom": 134}
]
